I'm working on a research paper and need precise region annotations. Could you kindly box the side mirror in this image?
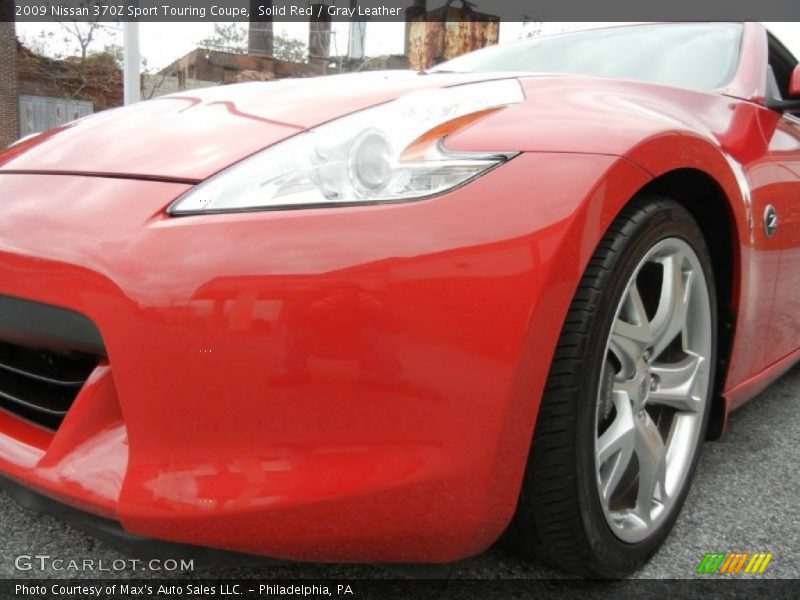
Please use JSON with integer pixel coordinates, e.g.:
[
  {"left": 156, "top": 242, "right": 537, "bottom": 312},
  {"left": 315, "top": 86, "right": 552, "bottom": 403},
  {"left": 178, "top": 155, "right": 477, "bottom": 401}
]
[
  {"left": 791, "top": 64, "right": 800, "bottom": 97},
  {"left": 767, "top": 64, "right": 800, "bottom": 114}
]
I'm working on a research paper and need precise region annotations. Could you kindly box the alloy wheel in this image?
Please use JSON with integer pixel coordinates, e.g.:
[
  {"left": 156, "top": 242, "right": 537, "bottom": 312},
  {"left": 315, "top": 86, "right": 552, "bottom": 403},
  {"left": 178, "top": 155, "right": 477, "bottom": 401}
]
[{"left": 595, "top": 237, "right": 712, "bottom": 543}]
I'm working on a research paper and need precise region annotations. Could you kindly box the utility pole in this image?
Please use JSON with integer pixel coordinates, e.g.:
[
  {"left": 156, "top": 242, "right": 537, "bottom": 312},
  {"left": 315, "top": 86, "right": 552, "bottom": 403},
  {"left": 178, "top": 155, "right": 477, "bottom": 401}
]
[{"left": 123, "top": 21, "right": 140, "bottom": 105}]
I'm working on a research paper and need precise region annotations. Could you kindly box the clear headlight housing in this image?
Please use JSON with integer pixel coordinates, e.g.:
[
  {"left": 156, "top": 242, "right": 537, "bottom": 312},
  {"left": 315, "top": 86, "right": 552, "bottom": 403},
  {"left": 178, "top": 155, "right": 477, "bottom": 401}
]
[{"left": 167, "top": 79, "right": 524, "bottom": 214}]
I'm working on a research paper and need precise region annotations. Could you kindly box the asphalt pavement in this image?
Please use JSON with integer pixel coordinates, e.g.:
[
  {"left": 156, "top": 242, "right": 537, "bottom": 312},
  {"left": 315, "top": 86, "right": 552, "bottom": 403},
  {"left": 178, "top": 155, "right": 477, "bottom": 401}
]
[{"left": 1, "top": 365, "right": 798, "bottom": 582}]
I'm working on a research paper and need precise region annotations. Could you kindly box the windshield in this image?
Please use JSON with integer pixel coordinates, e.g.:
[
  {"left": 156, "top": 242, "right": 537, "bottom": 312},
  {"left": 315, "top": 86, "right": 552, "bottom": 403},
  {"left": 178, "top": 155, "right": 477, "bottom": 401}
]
[{"left": 433, "top": 23, "right": 743, "bottom": 92}]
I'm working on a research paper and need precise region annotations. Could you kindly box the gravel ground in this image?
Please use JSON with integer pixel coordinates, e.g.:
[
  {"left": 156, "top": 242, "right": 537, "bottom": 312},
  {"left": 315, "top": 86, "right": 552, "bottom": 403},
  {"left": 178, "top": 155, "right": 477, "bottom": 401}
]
[{"left": 1, "top": 365, "right": 798, "bottom": 582}]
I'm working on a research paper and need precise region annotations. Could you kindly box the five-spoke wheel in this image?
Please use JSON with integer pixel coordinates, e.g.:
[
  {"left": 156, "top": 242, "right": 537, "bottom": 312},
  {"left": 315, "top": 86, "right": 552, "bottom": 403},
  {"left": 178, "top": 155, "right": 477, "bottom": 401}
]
[{"left": 596, "top": 238, "right": 712, "bottom": 543}]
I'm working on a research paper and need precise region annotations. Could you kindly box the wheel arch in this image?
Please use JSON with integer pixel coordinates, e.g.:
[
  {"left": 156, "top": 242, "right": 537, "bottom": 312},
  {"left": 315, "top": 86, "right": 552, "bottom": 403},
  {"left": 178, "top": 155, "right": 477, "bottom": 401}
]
[{"left": 631, "top": 168, "right": 740, "bottom": 440}]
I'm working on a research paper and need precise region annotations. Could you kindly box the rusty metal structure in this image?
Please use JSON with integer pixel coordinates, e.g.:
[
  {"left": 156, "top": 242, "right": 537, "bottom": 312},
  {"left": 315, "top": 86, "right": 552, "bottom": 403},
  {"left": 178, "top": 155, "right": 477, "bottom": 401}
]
[{"left": 406, "top": 1, "right": 499, "bottom": 71}]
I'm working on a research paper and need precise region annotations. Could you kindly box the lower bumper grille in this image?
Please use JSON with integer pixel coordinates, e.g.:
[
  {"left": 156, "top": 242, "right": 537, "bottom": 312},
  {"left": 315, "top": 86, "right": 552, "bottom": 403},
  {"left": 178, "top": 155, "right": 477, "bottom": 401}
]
[
  {"left": 0, "top": 294, "right": 105, "bottom": 430},
  {"left": 0, "top": 341, "right": 98, "bottom": 429}
]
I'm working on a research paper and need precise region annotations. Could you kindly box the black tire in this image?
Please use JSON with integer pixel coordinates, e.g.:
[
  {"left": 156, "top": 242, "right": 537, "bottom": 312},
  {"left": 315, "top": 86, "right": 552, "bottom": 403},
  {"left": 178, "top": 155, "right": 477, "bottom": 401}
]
[{"left": 505, "top": 196, "right": 718, "bottom": 577}]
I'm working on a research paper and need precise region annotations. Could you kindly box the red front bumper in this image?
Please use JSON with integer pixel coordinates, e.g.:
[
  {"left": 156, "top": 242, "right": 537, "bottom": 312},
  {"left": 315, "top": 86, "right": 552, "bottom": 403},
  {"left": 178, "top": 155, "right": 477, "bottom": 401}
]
[{"left": 0, "top": 152, "right": 650, "bottom": 562}]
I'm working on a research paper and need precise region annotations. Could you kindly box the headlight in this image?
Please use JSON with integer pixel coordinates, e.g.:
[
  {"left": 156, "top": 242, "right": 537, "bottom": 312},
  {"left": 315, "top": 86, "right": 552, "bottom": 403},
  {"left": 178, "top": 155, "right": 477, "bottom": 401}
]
[{"left": 167, "top": 79, "right": 524, "bottom": 214}]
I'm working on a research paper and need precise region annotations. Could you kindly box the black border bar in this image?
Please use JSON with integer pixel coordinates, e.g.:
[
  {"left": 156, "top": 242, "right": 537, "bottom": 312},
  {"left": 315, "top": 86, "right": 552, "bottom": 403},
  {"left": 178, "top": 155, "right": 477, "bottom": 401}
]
[{"left": 6, "top": 0, "right": 800, "bottom": 23}]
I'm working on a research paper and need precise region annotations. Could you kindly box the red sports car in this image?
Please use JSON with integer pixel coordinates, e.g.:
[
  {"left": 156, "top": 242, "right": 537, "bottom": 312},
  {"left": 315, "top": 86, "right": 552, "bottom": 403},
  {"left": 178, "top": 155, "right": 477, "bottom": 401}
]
[{"left": 0, "top": 22, "right": 798, "bottom": 577}]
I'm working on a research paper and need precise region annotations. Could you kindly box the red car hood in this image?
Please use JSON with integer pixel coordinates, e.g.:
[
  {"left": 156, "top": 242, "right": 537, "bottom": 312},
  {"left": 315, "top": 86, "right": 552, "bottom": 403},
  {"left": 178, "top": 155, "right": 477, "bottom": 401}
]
[{"left": 0, "top": 70, "right": 518, "bottom": 182}]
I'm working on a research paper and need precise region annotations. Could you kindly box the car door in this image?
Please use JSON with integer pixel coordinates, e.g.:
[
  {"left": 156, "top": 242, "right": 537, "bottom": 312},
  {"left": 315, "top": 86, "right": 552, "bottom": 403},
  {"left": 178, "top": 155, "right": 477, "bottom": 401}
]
[
  {"left": 765, "top": 113, "right": 800, "bottom": 361},
  {"left": 764, "top": 41, "right": 800, "bottom": 362}
]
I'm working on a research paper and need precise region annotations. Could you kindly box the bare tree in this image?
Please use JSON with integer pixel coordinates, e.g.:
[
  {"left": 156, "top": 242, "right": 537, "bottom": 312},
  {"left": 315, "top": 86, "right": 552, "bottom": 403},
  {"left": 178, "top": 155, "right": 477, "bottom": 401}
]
[
  {"left": 29, "top": 1, "right": 114, "bottom": 59},
  {"left": 198, "top": 23, "right": 248, "bottom": 53},
  {"left": 57, "top": 20, "right": 103, "bottom": 59}
]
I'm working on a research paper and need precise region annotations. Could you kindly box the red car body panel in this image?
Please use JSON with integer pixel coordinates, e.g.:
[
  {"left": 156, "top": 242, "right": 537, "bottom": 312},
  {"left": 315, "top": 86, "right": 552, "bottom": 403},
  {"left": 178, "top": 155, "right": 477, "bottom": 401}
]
[{"left": 0, "top": 22, "right": 797, "bottom": 562}]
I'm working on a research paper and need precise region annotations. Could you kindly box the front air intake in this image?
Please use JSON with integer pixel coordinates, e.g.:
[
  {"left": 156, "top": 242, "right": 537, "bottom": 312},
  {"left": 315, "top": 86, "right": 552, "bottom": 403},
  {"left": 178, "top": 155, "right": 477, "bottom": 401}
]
[
  {"left": 0, "top": 341, "right": 99, "bottom": 429},
  {"left": 0, "top": 294, "right": 105, "bottom": 430}
]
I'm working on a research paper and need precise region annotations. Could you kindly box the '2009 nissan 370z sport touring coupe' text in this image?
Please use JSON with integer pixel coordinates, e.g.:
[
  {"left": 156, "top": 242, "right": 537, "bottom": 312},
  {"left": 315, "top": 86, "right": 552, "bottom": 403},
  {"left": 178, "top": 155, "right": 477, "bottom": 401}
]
[{"left": 0, "top": 22, "right": 799, "bottom": 577}]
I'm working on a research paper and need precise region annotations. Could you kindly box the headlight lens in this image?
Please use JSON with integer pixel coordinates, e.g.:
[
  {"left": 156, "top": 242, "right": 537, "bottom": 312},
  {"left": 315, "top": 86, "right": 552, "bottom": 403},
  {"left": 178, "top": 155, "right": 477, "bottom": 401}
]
[{"left": 168, "top": 79, "right": 524, "bottom": 215}]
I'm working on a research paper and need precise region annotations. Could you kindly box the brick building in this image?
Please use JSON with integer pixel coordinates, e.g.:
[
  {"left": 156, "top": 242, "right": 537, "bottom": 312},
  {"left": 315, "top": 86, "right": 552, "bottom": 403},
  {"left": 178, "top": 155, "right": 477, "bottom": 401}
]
[
  {"left": 158, "top": 48, "right": 411, "bottom": 88},
  {"left": 158, "top": 49, "right": 325, "bottom": 85},
  {"left": 0, "top": 21, "right": 19, "bottom": 147}
]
